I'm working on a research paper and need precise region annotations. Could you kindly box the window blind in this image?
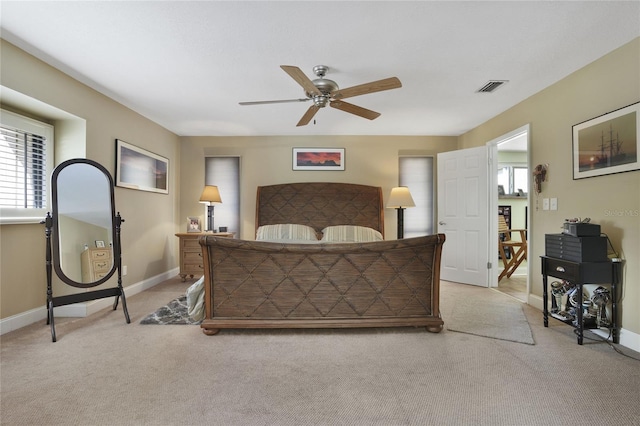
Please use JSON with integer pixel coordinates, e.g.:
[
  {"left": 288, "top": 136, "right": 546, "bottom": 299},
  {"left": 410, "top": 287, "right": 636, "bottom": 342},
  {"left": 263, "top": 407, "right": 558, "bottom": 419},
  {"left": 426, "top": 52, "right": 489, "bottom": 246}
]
[
  {"left": 399, "top": 156, "right": 434, "bottom": 237},
  {"left": 0, "top": 125, "right": 47, "bottom": 209},
  {"left": 204, "top": 156, "right": 240, "bottom": 234}
]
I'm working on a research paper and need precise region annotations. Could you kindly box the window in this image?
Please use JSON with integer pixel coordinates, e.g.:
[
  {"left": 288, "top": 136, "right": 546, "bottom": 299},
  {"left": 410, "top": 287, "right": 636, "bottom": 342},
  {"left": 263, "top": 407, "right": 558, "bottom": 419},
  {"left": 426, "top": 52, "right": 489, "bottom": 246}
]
[
  {"left": 513, "top": 167, "right": 528, "bottom": 193},
  {"left": 0, "top": 109, "right": 54, "bottom": 223},
  {"left": 399, "top": 156, "right": 434, "bottom": 237},
  {"left": 204, "top": 156, "right": 240, "bottom": 234},
  {"left": 498, "top": 163, "right": 528, "bottom": 195}
]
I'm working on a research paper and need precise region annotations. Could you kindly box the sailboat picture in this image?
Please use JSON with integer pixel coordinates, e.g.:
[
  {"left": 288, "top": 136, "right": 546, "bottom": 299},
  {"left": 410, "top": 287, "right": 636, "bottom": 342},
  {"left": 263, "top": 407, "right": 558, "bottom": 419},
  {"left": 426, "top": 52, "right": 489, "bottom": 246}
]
[{"left": 573, "top": 102, "right": 639, "bottom": 179}]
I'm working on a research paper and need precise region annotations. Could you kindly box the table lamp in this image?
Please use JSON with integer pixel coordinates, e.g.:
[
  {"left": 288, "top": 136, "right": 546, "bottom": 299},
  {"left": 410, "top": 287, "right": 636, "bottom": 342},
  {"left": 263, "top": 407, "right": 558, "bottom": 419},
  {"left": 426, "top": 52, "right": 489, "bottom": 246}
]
[
  {"left": 199, "top": 185, "right": 222, "bottom": 232},
  {"left": 387, "top": 186, "right": 415, "bottom": 239}
]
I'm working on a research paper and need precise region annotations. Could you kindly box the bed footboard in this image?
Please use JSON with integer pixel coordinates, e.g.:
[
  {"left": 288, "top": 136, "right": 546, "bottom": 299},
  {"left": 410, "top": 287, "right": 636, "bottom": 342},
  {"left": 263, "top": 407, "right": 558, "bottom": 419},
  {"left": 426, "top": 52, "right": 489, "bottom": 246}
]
[{"left": 199, "top": 234, "right": 445, "bottom": 335}]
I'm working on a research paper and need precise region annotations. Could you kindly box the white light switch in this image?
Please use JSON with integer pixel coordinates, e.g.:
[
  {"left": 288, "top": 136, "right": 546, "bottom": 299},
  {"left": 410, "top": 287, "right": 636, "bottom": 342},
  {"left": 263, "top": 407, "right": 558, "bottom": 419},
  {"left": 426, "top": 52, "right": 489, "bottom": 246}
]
[
  {"left": 543, "top": 198, "right": 549, "bottom": 210},
  {"left": 550, "top": 198, "right": 558, "bottom": 210}
]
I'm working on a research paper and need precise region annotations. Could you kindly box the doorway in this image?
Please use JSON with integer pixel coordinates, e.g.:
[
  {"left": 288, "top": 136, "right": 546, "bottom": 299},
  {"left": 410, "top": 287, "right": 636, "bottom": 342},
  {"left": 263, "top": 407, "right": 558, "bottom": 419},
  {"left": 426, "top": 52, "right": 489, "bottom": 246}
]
[{"left": 488, "top": 125, "right": 530, "bottom": 302}]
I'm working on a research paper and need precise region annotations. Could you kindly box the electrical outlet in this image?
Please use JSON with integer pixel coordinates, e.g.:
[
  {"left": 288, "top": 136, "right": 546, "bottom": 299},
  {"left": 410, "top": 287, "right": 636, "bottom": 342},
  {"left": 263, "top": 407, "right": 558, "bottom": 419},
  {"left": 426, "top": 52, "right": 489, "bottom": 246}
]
[
  {"left": 543, "top": 198, "right": 550, "bottom": 211},
  {"left": 550, "top": 198, "right": 558, "bottom": 211},
  {"left": 122, "top": 265, "right": 128, "bottom": 276}
]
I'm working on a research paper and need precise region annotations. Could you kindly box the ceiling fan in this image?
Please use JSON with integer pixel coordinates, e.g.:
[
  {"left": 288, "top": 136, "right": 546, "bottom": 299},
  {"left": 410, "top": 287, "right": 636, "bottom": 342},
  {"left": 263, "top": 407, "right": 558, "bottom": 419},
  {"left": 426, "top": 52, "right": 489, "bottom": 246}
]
[{"left": 239, "top": 65, "right": 402, "bottom": 126}]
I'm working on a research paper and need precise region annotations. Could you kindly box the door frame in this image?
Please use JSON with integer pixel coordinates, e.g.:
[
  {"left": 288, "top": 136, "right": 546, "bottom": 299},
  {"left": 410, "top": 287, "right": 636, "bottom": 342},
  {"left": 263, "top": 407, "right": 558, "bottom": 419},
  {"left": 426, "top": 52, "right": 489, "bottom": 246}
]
[{"left": 486, "top": 124, "right": 531, "bottom": 299}]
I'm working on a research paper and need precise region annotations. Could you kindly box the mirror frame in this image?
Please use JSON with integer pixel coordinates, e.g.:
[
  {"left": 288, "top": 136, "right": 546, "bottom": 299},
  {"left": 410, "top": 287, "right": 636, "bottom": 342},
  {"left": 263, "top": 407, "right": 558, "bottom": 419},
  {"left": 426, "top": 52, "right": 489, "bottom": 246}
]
[{"left": 51, "top": 158, "right": 118, "bottom": 288}]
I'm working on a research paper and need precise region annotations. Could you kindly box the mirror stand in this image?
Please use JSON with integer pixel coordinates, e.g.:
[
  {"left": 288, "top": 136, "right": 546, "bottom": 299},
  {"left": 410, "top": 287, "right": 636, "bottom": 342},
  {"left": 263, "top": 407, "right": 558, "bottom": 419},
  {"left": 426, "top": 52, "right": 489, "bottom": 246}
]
[
  {"left": 44, "top": 157, "right": 132, "bottom": 342},
  {"left": 44, "top": 212, "right": 130, "bottom": 342}
]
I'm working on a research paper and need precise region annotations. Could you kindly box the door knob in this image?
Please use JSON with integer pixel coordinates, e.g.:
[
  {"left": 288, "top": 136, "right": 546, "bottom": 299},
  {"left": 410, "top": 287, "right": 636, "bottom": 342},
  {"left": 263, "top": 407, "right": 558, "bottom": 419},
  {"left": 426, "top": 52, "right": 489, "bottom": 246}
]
[{"left": 439, "top": 221, "right": 446, "bottom": 225}]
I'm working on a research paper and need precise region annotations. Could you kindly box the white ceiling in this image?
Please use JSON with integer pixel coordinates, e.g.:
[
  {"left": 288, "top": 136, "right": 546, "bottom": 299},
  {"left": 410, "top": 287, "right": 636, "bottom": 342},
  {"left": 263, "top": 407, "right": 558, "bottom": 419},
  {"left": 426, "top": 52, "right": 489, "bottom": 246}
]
[{"left": 1, "top": 1, "right": 639, "bottom": 137}]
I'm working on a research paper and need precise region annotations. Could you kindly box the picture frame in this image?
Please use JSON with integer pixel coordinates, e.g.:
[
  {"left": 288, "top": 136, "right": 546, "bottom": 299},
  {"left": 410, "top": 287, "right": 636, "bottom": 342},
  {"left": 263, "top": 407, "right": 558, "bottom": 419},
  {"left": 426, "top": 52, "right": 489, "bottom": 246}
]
[
  {"left": 187, "top": 216, "right": 201, "bottom": 233},
  {"left": 293, "top": 148, "right": 345, "bottom": 171},
  {"left": 116, "top": 139, "right": 169, "bottom": 193},
  {"left": 95, "top": 240, "right": 105, "bottom": 248},
  {"left": 572, "top": 102, "right": 639, "bottom": 179}
]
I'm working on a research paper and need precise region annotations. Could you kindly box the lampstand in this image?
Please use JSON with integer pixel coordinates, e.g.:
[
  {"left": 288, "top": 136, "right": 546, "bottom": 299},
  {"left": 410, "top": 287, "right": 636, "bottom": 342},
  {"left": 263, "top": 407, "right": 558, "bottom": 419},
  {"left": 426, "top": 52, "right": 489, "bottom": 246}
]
[
  {"left": 387, "top": 186, "right": 415, "bottom": 239},
  {"left": 199, "top": 185, "right": 222, "bottom": 232}
]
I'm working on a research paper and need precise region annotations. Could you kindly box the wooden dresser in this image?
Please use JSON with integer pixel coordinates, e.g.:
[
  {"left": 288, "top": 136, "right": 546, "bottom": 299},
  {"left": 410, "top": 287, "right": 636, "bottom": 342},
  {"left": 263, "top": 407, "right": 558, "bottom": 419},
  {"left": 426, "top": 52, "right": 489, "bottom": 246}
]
[
  {"left": 81, "top": 248, "right": 113, "bottom": 282},
  {"left": 175, "top": 232, "right": 234, "bottom": 281}
]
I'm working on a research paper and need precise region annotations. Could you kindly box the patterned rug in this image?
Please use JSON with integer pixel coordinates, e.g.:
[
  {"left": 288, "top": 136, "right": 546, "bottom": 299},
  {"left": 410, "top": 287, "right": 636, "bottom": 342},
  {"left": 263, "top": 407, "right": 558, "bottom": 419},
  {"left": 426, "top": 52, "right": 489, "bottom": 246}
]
[{"left": 139, "top": 295, "right": 201, "bottom": 325}]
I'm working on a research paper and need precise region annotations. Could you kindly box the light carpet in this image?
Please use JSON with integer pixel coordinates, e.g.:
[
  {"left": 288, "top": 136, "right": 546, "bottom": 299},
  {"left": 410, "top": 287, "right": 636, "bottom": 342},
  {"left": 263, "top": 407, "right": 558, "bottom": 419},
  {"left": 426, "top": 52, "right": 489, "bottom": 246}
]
[
  {"left": 446, "top": 286, "right": 534, "bottom": 344},
  {"left": 142, "top": 283, "right": 534, "bottom": 346},
  {"left": 4, "top": 278, "right": 640, "bottom": 426}
]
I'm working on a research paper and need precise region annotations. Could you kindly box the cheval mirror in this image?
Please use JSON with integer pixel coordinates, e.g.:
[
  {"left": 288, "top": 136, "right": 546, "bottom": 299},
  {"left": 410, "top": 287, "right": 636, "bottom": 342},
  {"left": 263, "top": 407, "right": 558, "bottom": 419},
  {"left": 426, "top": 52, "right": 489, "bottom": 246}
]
[{"left": 44, "top": 158, "right": 130, "bottom": 342}]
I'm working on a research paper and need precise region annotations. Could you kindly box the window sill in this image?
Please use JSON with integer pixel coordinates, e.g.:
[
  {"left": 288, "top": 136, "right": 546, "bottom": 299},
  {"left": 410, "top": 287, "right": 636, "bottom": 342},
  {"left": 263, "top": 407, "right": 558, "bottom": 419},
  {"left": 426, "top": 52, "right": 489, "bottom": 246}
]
[
  {"left": 499, "top": 195, "right": 528, "bottom": 199},
  {"left": 0, "top": 215, "right": 48, "bottom": 225}
]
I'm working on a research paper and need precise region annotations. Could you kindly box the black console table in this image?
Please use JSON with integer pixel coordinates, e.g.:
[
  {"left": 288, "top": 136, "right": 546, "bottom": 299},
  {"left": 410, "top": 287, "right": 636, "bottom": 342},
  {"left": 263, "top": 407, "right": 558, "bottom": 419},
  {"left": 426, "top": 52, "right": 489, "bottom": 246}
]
[{"left": 541, "top": 256, "right": 620, "bottom": 345}]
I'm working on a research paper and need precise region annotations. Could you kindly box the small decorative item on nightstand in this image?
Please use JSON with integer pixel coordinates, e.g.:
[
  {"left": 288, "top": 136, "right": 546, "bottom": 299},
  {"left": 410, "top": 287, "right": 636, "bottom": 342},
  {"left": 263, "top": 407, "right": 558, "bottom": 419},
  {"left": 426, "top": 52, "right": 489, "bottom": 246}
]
[{"left": 187, "top": 216, "right": 201, "bottom": 233}]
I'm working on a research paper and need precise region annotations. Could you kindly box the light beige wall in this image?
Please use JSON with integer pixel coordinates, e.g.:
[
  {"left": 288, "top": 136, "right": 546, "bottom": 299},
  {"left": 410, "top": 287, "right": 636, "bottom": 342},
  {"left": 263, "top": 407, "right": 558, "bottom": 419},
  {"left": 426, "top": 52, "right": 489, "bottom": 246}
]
[
  {"left": 459, "top": 38, "right": 640, "bottom": 336},
  {"left": 179, "top": 136, "right": 458, "bottom": 240},
  {"left": 0, "top": 40, "right": 181, "bottom": 319}
]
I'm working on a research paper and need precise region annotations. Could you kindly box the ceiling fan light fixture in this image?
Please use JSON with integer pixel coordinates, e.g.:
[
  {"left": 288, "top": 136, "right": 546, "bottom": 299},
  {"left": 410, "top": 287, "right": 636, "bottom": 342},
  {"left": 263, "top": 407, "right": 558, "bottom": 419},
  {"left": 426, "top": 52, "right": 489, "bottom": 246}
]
[
  {"left": 311, "top": 77, "right": 339, "bottom": 95},
  {"left": 313, "top": 95, "right": 330, "bottom": 108}
]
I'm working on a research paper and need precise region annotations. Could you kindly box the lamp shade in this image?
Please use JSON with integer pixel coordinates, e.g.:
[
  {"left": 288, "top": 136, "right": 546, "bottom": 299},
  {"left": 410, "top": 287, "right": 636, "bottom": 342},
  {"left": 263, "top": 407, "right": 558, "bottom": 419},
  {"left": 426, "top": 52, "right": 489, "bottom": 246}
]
[
  {"left": 199, "top": 185, "right": 222, "bottom": 204},
  {"left": 387, "top": 186, "right": 415, "bottom": 208}
]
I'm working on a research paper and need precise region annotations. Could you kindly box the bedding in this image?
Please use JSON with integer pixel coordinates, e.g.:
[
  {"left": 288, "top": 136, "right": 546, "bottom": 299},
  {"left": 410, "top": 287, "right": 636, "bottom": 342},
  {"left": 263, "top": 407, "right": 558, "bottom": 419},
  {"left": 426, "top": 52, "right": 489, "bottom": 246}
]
[
  {"left": 320, "top": 225, "right": 383, "bottom": 242},
  {"left": 256, "top": 223, "right": 318, "bottom": 241},
  {"left": 186, "top": 276, "right": 205, "bottom": 322},
  {"left": 256, "top": 223, "right": 384, "bottom": 243},
  {"left": 198, "top": 182, "right": 445, "bottom": 335}
]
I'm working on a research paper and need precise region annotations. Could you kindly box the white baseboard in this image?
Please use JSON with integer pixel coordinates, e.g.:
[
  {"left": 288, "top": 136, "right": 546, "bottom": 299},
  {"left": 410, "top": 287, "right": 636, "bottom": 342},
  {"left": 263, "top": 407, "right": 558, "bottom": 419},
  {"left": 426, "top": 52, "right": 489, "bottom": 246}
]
[
  {"left": 0, "top": 306, "right": 48, "bottom": 336},
  {"left": 527, "top": 294, "right": 639, "bottom": 353},
  {"left": 0, "top": 267, "right": 179, "bottom": 336}
]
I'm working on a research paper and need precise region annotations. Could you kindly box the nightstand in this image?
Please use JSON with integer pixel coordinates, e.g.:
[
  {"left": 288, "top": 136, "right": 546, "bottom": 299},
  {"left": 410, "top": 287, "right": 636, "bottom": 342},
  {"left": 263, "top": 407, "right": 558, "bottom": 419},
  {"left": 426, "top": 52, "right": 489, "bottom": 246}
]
[
  {"left": 175, "top": 232, "right": 234, "bottom": 281},
  {"left": 81, "top": 248, "right": 113, "bottom": 282}
]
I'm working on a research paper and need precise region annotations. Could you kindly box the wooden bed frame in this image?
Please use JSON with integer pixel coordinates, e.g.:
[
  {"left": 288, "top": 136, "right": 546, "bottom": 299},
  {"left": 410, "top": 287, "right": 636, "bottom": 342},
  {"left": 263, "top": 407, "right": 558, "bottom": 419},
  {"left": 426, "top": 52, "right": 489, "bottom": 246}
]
[{"left": 199, "top": 182, "right": 445, "bottom": 335}]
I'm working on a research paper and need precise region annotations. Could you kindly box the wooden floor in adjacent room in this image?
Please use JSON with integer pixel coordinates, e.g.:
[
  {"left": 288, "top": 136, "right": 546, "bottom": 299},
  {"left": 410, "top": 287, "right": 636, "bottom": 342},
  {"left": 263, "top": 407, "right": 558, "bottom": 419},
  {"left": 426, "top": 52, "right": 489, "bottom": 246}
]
[{"left": 497, "top": 260, "right": 527, "bottom": 301}]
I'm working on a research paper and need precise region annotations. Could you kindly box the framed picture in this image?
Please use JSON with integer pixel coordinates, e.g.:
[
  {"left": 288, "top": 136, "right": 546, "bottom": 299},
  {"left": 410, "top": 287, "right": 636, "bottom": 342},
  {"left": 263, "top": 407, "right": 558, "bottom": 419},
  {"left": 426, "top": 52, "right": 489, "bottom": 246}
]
[
  {"left": 187, "top": 216, "right": 201, "bottom": 233},
  {"left": 293, "top": 148, "right": 345, "bottom": 171},
  {"left": 573, "top": 102, "right": 639, "bottom": 179},
  {"left": 116, "top": 139, "right": 169, "bottom": 193},
  {"left": 95, "top": 240, "right": 105, "bottom": 248}
]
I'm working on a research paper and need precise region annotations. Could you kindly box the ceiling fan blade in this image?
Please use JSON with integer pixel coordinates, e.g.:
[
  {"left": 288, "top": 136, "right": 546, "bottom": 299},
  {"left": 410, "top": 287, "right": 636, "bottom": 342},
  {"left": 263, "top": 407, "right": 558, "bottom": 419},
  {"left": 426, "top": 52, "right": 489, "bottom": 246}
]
[
  {"left": 239, "top": 98, "right": 309, "bottom": 106},
  {"left": 332, "top": 77, "right": 402, "bottom": 100},
  {"left": 330, "top": 100, "right": 381, "bottom": 120},
  {"left": 296, "top": 105, "right": 320, "bottom": 127},
  {"left": 281, "top": 65, "right": 322, "bottom": 97}
]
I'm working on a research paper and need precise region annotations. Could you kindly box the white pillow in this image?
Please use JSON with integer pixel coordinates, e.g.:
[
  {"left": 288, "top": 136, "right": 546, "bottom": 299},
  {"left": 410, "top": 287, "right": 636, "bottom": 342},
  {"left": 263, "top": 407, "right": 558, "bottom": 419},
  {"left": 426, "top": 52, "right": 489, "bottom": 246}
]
[
  {"left": 256, "top": 224, "right": 318, "bottom": 241},
  {"left": 321, "top": 225, "right": 383, "bottom": 243}
]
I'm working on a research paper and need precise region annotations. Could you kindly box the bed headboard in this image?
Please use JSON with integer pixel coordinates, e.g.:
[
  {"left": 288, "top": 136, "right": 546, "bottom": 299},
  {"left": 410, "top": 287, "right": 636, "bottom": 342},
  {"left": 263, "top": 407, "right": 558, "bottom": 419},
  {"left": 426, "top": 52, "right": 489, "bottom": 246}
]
[{"left": 256, "top": 182, "right": 384, "bottom": 235}]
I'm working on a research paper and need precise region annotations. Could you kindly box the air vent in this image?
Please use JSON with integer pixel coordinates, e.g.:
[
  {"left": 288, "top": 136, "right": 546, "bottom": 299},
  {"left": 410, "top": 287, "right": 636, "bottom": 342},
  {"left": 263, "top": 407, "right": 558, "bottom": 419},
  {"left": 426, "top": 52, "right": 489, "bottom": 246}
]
[{"left": 477, "top": 80, "right": 508, "bottom": 93}]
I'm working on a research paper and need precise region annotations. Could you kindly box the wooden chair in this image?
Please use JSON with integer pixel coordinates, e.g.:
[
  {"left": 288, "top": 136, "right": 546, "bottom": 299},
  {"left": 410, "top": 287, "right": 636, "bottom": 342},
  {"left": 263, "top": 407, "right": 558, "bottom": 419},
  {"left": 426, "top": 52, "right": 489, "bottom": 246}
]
[{"left": 498, "top": 215, "right": 527, "bottom": 281}]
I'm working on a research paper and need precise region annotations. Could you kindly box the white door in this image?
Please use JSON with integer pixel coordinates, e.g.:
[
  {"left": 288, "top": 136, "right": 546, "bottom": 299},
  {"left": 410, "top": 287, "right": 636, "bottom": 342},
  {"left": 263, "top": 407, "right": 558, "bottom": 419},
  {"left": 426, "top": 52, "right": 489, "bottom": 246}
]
[{"left": 437, "top": 146, "right": 489, "bottom": 286}]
